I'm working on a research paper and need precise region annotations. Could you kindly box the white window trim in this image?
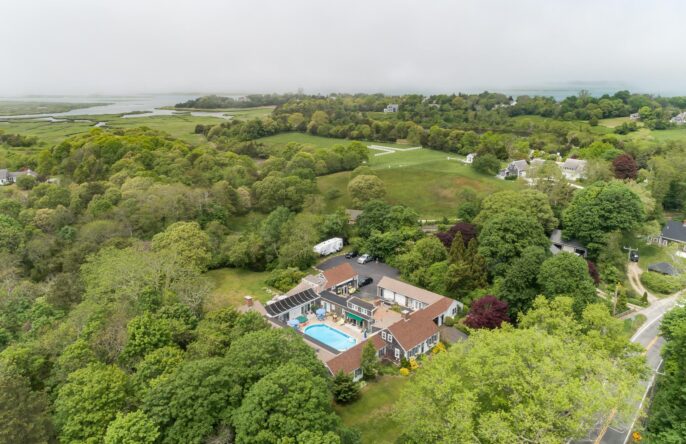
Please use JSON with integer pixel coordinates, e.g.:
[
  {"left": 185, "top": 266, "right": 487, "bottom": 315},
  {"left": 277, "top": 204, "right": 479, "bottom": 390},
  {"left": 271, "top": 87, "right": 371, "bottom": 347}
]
[
  {"left": 387, "top": 334, "right": 394, "bottom": 342},
  {"left": 394, "top": 348, "right": 400, "bottom": 359},
  {"left": 381, "top": 331, "right": 387, "bottom": 341}
]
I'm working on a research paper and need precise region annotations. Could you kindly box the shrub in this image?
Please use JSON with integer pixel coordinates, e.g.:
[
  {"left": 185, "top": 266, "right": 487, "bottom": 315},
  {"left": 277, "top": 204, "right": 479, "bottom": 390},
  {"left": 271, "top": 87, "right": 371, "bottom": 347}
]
[
  {"left": 16, "top": 175, "right": 38, "bottom": 190},
  {"left": 332, "top": 371, "right": 360, "bottom": 404},
  {"left": 640, "top": 271, "right": 683, "bottom": 294},
  {"left": 443, "top": 316, "right": 454, "bottom": 327},
  {"left": 409, "top": 357, "right": 419, "bottom": 371},
  {"left": 431, "top": 342, "right": 446, "bottom": 355},
  {"left": 324, "top": 188, "right": 342, "bottom": 201},
  {"left": 265, "top": 267, "right": 306, "bottom": 292},
  {"left": 472, "top": 154, "right": 501, "bottom": 175},
  {"left": 400, "top": 357, "right": 410, "bottom": 369},
  {"left": 399, "top": 368, "right": 410, "bottom": 377}
]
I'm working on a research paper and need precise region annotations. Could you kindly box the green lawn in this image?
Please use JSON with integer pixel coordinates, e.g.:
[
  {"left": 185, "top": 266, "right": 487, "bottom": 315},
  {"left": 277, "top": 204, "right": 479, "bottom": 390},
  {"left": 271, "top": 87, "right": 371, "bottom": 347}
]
[
  {"left": 335, "top": 376, "right": 407, "bottom": 443},
  {"left": 626, "top": 126, "right": 686, "bottom": 144},
  {"left": 203, "top": 267, "right": 274, "bottom": 312},
  {"left": 319, "top": 147, "right": 520, "bottom": 218},
  {"left": 0, "top": 114, "right": 227, "bottom": 146},
  {"left": 256, "top": 132, "right": 415, "bottom": 150},
  {"left": 599, "top": 117, "right": 631, "bottom": 128},
  {"left": 169, "top": 106, "right": 275, "bottom": 120}
]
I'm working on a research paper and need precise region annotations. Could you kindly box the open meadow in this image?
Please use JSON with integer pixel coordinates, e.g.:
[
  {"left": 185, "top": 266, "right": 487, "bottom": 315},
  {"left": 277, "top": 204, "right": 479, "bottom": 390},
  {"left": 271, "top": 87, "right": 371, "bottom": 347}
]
[
  {"left": 0, "top": 100, "right": 108, "bottom": 116},
  {"left": 0, "top": 114, "right": 227, "bottom": 145},
  {"left": 203, "top": 267, "right": 274, "bottom": 311},
  {"left": 257, "top": 133, "right": 520, "bottom": 219}
]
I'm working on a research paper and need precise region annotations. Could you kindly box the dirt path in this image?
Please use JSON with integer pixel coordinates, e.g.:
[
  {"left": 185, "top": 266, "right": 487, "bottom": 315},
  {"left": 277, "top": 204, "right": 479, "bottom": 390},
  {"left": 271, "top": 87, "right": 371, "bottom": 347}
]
[{"left": 627, "top": 262, "right": 657, "bottom": 303}]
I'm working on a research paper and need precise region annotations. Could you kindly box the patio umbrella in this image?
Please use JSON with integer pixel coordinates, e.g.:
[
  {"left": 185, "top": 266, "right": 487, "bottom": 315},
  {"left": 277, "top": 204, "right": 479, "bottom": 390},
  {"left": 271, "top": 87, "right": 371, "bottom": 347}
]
[
  {"left": 287, "top": 319, "right": 300, "bottom": 328},
  {"left": 315, "top": 308, "right": 326, "bottom": 318}
]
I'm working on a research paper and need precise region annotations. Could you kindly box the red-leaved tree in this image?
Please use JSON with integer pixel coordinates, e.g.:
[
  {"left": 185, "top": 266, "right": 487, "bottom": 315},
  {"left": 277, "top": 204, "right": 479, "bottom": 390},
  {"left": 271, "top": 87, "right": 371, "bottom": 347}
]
[
  {"left": 587, "top": 260, "right": 601, "bottom": 286},
  {"left": 435, "top": 222, "right": 478, "bottom": 248},
  {"left": 463, "top": 295, "right": 510, "bottom": 329},
  {"left": 612, "top": 154, "right": 638, "bottom": 180}
]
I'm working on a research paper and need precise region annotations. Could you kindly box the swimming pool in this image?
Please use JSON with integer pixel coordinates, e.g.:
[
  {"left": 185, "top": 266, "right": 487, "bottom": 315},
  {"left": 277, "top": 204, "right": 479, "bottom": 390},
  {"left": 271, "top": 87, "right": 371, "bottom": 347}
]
[{"left": 303, "top": 324, "right": 357, "bottom": 351}]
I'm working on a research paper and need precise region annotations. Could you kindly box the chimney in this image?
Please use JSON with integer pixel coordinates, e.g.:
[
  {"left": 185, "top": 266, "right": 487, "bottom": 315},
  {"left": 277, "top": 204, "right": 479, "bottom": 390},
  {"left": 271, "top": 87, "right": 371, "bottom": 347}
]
[
  {"left": 244, "top": 296, "right": 253, "bottom": 307},
  {"left": 401, "top": 309, "right": 410, "bottom": 321}
]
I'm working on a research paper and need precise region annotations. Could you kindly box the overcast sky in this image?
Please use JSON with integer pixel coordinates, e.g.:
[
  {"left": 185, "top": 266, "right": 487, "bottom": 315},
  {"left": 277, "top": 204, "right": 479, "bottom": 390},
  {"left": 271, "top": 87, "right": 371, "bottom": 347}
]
[{"left": 2, "top": 0, "right": 686, "bottom": 96}]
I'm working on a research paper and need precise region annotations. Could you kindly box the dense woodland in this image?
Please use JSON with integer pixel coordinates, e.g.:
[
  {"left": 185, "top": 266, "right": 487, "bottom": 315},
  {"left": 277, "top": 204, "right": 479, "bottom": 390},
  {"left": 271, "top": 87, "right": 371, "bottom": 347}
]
[{"left": 0, "top": 90, "right": 685, "bottom": 443}]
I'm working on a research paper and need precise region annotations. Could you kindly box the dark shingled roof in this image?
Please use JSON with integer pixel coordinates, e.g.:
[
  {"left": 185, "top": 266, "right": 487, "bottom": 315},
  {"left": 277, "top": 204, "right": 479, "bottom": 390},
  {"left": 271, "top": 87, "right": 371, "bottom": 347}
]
[
  {"left": 661, "top": 220, "right": 686, "bottom": 244},
  {"left": 648, "top": 262, "right": 678, "bottom": 276},
  {"left": 264, "top": 288, "right": 319, "bottom": 317},
  {"left": 348, "top": 297, "right": 375, "bottom": 311},
  {"left": 320, "top": 290, "right": 349, "bottom": 308}
]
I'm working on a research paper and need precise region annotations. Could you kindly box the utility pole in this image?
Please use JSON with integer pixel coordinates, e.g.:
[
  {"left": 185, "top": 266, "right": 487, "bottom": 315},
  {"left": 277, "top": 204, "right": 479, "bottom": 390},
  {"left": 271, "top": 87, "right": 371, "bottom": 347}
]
[{"left": 623, "top": 245, "right": 638, "bottom": 262}]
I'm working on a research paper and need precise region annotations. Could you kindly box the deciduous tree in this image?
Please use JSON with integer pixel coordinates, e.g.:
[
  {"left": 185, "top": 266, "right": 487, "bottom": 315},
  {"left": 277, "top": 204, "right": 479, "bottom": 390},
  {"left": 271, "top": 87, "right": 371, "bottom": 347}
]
[{"left": 233, "top": 362, "right": 342, "bottom": 444}]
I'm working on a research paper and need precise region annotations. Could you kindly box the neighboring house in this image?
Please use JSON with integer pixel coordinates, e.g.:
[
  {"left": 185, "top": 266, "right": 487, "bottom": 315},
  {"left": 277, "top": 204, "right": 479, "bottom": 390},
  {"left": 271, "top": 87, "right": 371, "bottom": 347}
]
[
  {"left": 465, "top": 153, "right": 476, "bottom": 164},
  {"left": 549, "top": 229, "right": 588, "bottom": 258},
  {"left": 629, "top": 112, "right": 640, "bottom": 121},
  {"left": 383, "top": 104, "right": 399, "bottom": 113},
  {"left": 559, "top": 158, "right": 587, "bottom": 181},
  {"left": 0, "top": 168, "right": 38, "bottom": 186},
  {"left": 648, "top": 262, "right": 678, "bottom": 276},
  {"left": 670, "top": 112, "right": 686, "bottom": 125},
  {"left": 0, "top": 170, "right": 9, "bottom": 186},
  {"left": 499, "top": 159, "right": 528, "bottom": 178},
  {"left": 658, "top": 220, "right": 686, "bottom": 247}
]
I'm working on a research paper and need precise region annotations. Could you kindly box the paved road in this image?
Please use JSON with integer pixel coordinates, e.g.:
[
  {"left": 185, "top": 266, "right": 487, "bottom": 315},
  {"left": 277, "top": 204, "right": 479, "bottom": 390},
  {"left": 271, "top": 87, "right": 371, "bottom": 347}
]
[
  {"left": 317, "top": 255, "right": 399, "bottom": 298},
  {"left": 573, "top": 291, "right": 682, "bottom": 444}
]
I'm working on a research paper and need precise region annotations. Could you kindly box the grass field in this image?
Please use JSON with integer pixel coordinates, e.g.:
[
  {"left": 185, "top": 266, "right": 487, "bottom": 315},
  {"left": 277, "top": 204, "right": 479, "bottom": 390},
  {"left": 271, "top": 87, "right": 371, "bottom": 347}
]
[
  {"left": 168, "top": 106, "right": 275, "bottom": 119},
  {"left": 599, "top": 117, "right": 632, "bottom": 128},
  {"left": 257, "top": 132, "right": 415, "bottom": 150},
  {"left": 255, "top": 133, "right": 520, "bottom": 218},
  {"left": 203, "top": 267, "right": 273, "bottom": 311},
  {"left": 0, "top": 101, "right": 108, "bottom": 116},
  {"left": 0, "top": 114, "right": 226, "bottom": 146},
  {"left": 334, "top": 376, "right": 407, "bottom": 443},
  {"left": 320, "top": 148, "right": 520, "bottom": 218}
]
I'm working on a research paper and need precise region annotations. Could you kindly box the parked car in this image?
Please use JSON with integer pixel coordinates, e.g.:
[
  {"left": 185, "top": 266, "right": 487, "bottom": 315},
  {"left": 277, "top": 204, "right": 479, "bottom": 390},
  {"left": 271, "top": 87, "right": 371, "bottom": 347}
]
[
  {"left": 357, "top": 254, "right": 372, "bottom": 264},
  {"left": 630, "top": 251, "right": 639, "bottom": 262},
  {"left": 358, "top": 276, "right": 373, "bottom": 287},
  {"left": 345, "top": 251, "right": 358, "bottom": 259}
]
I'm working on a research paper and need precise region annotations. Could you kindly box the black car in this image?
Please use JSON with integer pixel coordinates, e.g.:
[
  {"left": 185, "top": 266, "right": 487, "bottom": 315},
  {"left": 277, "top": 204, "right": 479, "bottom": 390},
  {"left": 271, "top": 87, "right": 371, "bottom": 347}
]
[
  {"left": 630, "top": 251, "right": 639, "bottom": 262},
  {"left": 358, "top": 276, "right": 373, "bottom": 287},
  {"left": 345, "top": 251, "right": 358, "bottom": 259}
]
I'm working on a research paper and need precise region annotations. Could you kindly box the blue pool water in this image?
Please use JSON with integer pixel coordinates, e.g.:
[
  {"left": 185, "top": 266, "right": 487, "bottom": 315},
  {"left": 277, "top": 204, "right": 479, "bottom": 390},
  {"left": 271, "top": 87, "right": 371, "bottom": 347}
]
[{"left": 304, "top": 324, "right": 357, "bottom": 351}]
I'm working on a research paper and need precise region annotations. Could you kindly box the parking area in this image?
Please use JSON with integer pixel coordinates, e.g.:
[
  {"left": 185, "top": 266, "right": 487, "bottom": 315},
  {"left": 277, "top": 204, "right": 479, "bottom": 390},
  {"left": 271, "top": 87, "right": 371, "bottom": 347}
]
[{"left": 317, "top": 255, "right": 400, "bottom": 299}]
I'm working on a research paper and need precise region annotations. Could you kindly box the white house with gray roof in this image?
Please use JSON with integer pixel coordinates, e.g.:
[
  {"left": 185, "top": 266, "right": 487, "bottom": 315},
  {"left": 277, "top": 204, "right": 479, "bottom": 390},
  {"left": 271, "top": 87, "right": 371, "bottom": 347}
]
[
  {"left": 0, "top": 168, "right": 38, "bottom": 186},
  {"left": 498, "top": 159, "right": 529, "bottom": 179},
  {"left": 558, "top": 158, "right": 587, "bottom": 181}
]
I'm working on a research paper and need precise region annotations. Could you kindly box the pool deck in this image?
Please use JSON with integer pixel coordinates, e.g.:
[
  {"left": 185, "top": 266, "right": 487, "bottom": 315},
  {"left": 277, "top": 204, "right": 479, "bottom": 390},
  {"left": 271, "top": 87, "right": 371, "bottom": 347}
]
[{"left": 299, "top": 313, "right": 367, "bottom": 364}]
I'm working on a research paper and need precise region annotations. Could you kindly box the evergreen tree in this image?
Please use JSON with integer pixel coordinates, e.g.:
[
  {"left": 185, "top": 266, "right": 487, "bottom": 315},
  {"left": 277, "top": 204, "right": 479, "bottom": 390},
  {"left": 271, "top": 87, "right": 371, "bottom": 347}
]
[
  {"left": 332, "top": 371, "right": 360, "bottom": 404},
  {"left": 360, "top": 340, "right": 380, "bottom": 380}
]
